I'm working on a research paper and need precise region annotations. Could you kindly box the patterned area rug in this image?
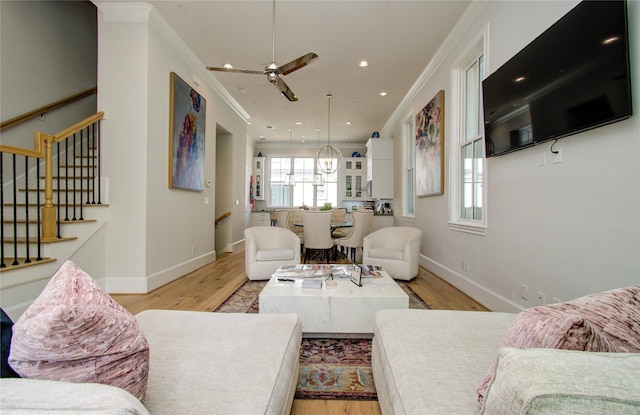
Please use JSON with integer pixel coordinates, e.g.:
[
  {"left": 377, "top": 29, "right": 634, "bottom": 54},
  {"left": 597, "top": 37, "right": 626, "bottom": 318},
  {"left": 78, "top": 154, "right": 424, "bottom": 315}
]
[{"left": 214, "top": 277, "right": 430, "bottom": 400}]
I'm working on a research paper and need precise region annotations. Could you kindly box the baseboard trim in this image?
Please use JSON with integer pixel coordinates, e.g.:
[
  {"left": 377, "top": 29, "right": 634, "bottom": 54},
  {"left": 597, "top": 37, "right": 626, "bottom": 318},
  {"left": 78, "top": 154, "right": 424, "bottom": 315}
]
[
  {"left": 419, "top": 254, "right": 524, "bottom": 313},
  {"left": 106, "top": 252, "right": 217, "bottom": 294}
]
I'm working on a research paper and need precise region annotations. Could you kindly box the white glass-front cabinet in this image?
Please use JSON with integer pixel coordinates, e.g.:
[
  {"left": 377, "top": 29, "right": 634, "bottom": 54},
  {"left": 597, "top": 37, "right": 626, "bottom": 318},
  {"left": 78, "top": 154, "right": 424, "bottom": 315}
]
[
  {"left": 342, "top": 157, "right": 366, "bottom": 200},
  {"left": 253, "top": 157, "right": 265, "bottom": 200}
]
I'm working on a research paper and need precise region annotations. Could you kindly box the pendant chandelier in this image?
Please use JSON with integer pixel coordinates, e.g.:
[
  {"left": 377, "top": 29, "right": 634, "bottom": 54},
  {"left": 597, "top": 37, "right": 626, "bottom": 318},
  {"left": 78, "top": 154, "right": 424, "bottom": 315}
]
[
  {"left": 312, "top": 128, "right": 324, "bottom": 186},
  {"left": 284, "top": 128, "right": 295, "bottom": 186},
  {"left": 316, "top": 94, "right": 342, "bottom": 175}
]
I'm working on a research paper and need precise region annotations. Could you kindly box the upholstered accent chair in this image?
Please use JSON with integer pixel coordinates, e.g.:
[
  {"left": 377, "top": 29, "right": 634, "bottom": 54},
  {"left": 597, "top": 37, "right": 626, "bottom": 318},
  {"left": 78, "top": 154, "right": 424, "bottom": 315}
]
[
  {"left": 335, "top": 210, "right": 373, "bottom": 262},
  {"left": 244, "top": 226, "right": 301, "bottom": 280},
  {"left": 301, "top": 211, "right": 333, "bottom": 263},
  {"left": 362, "top": 227, "right": 422, "bottom": 281}
]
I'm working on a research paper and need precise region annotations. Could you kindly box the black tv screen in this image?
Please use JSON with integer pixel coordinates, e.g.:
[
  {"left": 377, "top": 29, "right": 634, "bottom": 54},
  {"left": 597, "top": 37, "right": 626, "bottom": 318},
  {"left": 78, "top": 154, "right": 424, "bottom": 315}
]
[{"left": 483, "top": 0, "right": 632, "bottom": 157}]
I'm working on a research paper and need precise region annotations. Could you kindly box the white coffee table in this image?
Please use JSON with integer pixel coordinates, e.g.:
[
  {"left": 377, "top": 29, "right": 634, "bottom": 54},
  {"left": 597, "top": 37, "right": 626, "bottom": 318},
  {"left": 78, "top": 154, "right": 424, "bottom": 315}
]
[{"left": 259, "top": 269, "right": 408, "bottom": 337}]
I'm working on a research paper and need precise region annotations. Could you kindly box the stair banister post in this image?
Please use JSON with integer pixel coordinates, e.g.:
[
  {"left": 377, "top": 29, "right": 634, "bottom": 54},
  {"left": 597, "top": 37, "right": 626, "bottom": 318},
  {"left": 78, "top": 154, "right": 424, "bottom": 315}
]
[{"left": 39, "top": 132, "right": 56, "bottom": 240}]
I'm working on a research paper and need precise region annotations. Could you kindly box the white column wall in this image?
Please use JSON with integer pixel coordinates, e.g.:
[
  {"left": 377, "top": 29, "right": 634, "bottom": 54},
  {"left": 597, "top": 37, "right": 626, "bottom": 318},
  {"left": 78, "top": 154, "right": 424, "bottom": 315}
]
[{"left": 95, "top": 3, "right": 248, "bottom": 293}]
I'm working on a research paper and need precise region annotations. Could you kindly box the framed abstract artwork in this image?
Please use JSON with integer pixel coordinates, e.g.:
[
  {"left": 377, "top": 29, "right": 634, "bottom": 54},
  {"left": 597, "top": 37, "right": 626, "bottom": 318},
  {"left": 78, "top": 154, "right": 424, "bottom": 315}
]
[
  {"left": 415, "top": 90, "right": 444, "bottom": 197},
  {"left": 168, "top": 72, "right": 206, "bottom": 191}
]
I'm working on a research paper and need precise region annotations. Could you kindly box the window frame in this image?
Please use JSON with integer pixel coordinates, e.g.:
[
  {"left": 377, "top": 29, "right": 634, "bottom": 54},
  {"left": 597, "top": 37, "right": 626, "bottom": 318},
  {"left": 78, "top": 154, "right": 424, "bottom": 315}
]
[
  {"left": 448, "top": 30, "right": 489, "bottom": 236},
  {"left": 268, "top": 155, "right": 337, "bottom": 207},
  {"left": 402, "top": 118, "right": 415, "bottom": 219}
]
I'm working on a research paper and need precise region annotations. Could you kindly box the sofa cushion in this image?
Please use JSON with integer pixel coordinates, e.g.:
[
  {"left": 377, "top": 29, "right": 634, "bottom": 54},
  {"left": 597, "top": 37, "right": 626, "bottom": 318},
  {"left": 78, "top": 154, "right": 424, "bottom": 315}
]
[
  {"left": 477, "top": 285, "right": 640, "bottom": 410},
  {"left": 0, "top": 378, "right": 150, "bottom": 415},
  {"left": 482, "top": 347, "right": 640, "bottom": 415},
  {"left": 368, "top": 247, "right": 403, "bottom": 261},
  {"left": 1, "top": 308, "right": 20, "bottom": 378},
  {"left": 256, "top": 248, "right": 295, "bottom": 261},
  {"left": 8, "top": 261, "right": 149, "bottom": 401}
]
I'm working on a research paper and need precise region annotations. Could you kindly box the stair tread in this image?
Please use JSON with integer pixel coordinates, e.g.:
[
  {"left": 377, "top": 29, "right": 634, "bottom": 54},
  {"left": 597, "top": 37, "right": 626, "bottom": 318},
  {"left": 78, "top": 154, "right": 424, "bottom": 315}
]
[
  {"left": 3, "top": 219, "right": 97, "bottom": 224},
  {"left": 3, "top": 236, "right": 77, "bottom": 243},
  {"left": 0, "top": 257, "right": 57, "bottom": 272}
]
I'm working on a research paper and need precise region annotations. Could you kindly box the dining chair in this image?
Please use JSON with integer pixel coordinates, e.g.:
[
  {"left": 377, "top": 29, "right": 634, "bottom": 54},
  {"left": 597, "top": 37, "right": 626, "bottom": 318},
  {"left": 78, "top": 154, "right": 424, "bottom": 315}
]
[
  {"left": 330, "top": 208, "right": 349, "bottom": 238},
  {"left": 335, "top": 210, "right": 373, "bottom": 263},
  {"left": 286, "top": 209, "right": 305, "bottom": 254},
  {"left": 275, "top": 210, "right": 289, "bottom": 228},
  {"left": 301, "top": 211, "right": 333, "bottom": 263}
]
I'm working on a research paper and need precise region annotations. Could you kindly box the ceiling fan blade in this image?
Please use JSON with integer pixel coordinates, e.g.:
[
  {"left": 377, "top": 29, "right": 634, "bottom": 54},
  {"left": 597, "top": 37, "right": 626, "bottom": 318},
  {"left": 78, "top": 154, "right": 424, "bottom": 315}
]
[
  {"left": 205, "top": 66, "right": 264, "bottom": 75},
  {"left": 279, "top": 52, "right": 319, "bottom": 76},
  {"left": 275, "top": 77, "right": 298, "bottom": 101}
]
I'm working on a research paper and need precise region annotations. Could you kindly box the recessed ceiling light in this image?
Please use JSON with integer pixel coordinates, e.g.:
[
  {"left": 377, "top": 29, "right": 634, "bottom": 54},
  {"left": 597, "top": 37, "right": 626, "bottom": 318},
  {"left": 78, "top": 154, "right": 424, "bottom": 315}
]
[
  {"left": 345, "top": 121, "right": 351, "bottom": 125},
  {"left": 602, "top": 36, "right": 620, "bottom": 45},
  {"left": 296, "top": 121, "right": 302, "bottom": 125},
  {"left": 178, "top": 5, "right": 188, "bottom": 13},
  {"left": 359, "top": 61, "right": 369, "bottom": 67},
  {"left": 223, "top": 63, "right": 233, "bottom": 70},
  {"left": 379, "top": 92, "right": 388, "bottom": 97},
  {"left": 515, "top": 76, "right": 525, "bottom": 83}
]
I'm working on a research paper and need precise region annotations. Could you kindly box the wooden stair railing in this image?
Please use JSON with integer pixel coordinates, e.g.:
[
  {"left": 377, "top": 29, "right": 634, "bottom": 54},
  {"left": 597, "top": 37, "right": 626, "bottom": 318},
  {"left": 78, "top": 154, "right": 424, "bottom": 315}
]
[
  {"left": 1, "top": 112, "right": 104, "bottom": 268},
  {"left": 215, "top": 212, "right": 231, "bottom": 228}
]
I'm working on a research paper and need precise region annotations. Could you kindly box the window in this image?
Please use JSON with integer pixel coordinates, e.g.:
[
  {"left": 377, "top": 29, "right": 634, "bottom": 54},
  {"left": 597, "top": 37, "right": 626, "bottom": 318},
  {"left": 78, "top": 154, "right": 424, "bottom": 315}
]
[
  {"left": 449, "top": 33, "right": 488, "bottom": 235},
  {"left": 403, "top": 119, "right": 415, "bottom": 217},
  {"left": 269, "top": 156, "right": 337, "bottom": 207},
  {"left": 460, "top": 54, "right": 484, "bottom": 221}
]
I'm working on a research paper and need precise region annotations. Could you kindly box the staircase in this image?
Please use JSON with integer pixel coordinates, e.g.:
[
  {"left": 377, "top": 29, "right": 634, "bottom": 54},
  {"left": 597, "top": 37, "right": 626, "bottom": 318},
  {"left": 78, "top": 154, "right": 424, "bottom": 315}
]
[{"left": 1, "top": 113, "right": 107, "bottom": 318}]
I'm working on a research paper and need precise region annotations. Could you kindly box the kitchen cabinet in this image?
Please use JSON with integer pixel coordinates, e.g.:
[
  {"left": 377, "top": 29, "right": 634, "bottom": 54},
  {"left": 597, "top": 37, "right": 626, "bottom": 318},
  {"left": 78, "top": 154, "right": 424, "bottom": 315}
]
[
  {"left": 251, "top": 211, "right": 271, "bottom": 227},
  {"left": 253, "top": 157, "right": 266, "bottom": 201},
  {"left": 342, "top": 157, "right": 366, "bottom": 200},
  {"left": 366, "top": 139, "right": 393, "bottom": 199}
]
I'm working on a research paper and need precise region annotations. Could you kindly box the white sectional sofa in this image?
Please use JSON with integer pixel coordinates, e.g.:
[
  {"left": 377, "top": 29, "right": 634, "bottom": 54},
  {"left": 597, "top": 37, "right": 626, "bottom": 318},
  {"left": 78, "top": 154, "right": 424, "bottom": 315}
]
[
  {"left": 2, "top": 310, "right": 302, "bottom": 415},
  {"left": 372, "top": 285, "right": 640, "bottom": 415},
  {"left": 372, "top": 309, "right": 516, "bottom": 414}
]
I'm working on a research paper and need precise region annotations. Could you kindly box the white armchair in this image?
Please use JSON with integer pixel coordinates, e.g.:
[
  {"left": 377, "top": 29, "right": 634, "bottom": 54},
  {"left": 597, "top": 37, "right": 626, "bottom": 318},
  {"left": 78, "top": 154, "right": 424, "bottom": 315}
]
[
  {"left": 362, "top": 227, "right": 422, "bottom": 281},
  {"left": 244, "top": 226, "right": 301, "bottom": 280}
]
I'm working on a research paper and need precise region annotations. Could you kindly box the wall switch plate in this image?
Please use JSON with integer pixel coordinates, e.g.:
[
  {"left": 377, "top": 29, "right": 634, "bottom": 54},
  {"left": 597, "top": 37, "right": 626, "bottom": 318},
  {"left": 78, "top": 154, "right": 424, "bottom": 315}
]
[
  {"left": 204, "top": 197, "right": 209, "bottom": 205},
  {"left": 537, "top": 151, "right": 546, "bottom": 166},
  {"left": 520, "top": 285, "right": 528, "bottom": 300}
]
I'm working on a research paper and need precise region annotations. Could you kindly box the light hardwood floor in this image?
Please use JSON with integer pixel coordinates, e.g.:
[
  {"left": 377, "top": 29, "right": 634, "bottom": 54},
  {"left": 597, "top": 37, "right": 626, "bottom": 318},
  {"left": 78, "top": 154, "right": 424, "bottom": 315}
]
[{"left": 112, "top": 248, "right": 487, "bottom": 415}]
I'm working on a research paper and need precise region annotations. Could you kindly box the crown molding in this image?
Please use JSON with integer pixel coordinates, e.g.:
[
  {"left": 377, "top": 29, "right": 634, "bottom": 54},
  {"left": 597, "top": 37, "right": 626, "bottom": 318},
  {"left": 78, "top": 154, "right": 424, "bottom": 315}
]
[
  {"left": 94, "top": 1, "right": 250, "bottom": 123},
  {"left": 93, "top": 2, "right": 152, "bottom": 22},
  {"left": 382, "top": 0, "right": 489, "bottom": 134}
]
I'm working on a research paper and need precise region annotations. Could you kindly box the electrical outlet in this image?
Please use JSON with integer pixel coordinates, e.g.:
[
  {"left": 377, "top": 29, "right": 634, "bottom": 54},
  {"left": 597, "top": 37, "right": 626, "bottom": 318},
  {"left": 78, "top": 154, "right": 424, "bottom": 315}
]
[
  {"left": 520, "top": 285, "right": 528, "bottom": 300},
  {"left": 537, "top": 292, "right": 546, "bottom": 305},
  {"left": 552, "top": 148, "right": 563, "bottom": 164}
]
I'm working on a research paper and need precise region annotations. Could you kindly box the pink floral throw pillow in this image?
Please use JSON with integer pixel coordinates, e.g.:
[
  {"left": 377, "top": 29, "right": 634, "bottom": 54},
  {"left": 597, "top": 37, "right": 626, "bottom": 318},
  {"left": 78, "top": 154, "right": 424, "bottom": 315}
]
[{"left": 8, "top": 261, "right": 149, "bottom": 401}]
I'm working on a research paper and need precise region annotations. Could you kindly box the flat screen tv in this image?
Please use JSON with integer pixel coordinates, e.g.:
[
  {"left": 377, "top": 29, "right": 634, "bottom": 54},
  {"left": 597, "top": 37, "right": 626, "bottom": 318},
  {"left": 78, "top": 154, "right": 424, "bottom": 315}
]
[{"left": 483, "top": 0, "right": 632, "bottom": 157}]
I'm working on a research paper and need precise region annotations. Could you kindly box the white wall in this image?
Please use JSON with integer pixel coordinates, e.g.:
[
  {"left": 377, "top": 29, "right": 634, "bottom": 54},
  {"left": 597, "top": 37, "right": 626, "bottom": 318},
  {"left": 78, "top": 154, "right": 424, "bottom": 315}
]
[
  {"left": 383, "top": 0, "right": 640, "bottom": 312},
  {"left": 95, "top": 2, "right": 249, "bottom": 293},
  {"left": 0, "top": 1, "right": 97, "bottom": 146}
]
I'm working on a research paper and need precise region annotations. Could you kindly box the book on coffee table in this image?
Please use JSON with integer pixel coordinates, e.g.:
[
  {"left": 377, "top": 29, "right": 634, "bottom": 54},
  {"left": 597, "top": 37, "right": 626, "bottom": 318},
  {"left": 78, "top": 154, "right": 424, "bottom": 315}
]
[{"left": 301, "top": 280, "right": 323, "bottom": 289}]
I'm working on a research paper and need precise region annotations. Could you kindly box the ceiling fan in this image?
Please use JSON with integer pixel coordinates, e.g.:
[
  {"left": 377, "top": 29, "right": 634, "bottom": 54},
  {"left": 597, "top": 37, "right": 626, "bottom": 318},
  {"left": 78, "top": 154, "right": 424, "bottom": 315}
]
[{"left": 205, "top": 0, "right": 318, "bottom": 102}]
